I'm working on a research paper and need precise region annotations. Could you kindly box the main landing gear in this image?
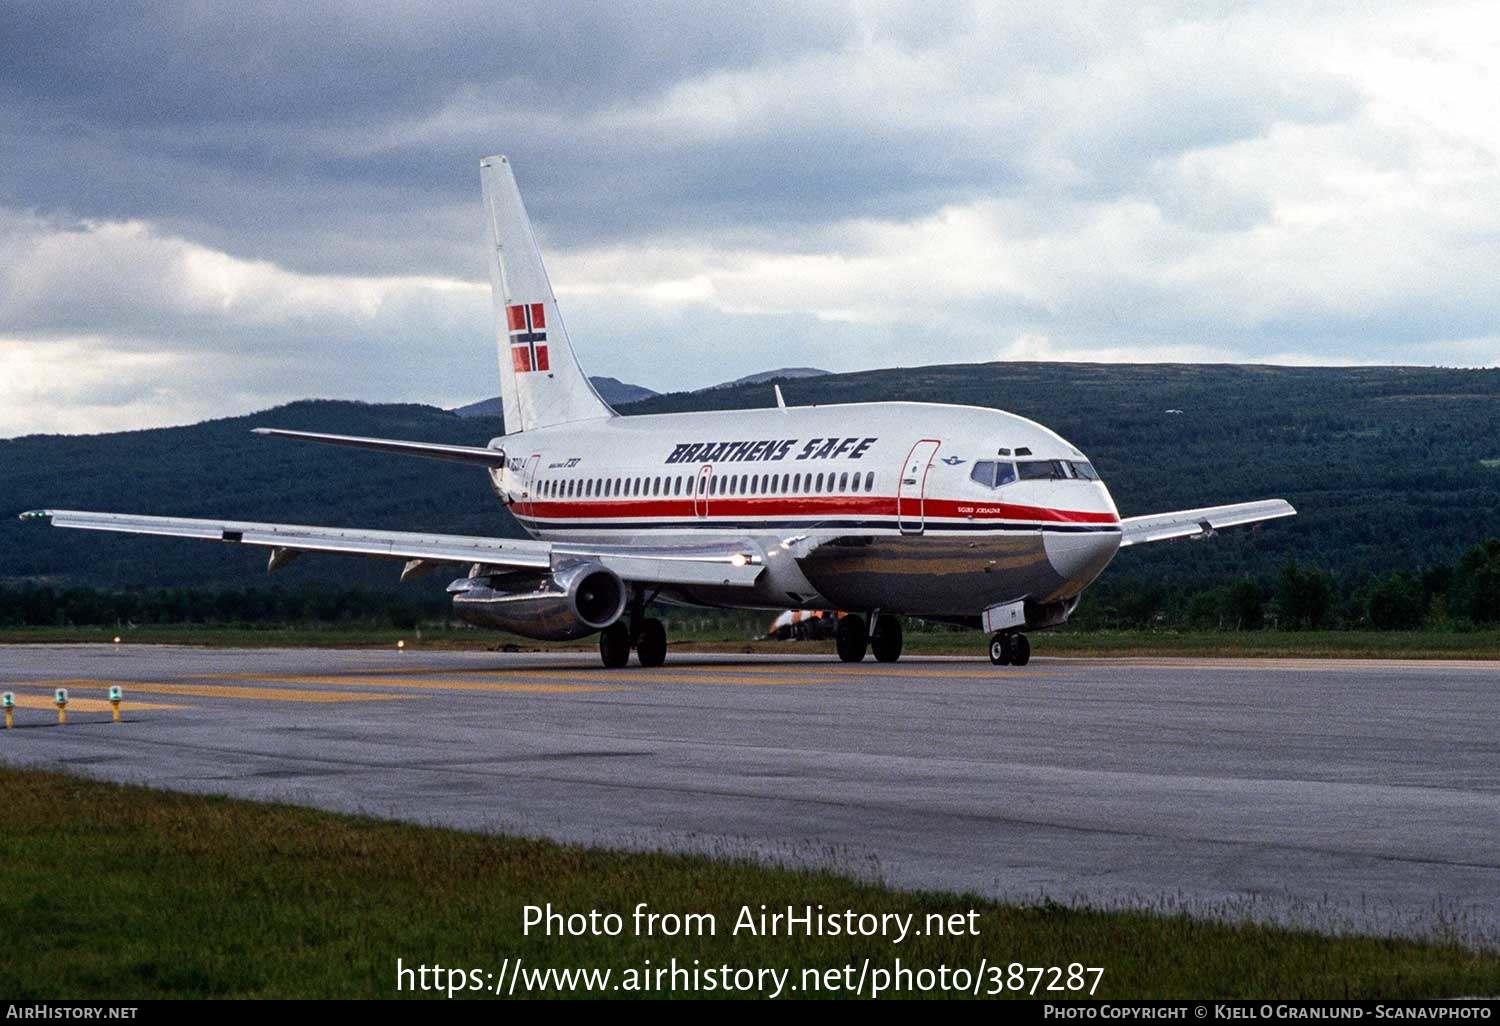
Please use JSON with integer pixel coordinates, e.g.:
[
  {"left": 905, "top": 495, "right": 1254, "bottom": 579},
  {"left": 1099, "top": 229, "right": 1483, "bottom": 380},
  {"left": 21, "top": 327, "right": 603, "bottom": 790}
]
[
  {"left": 835, "top": 613, "right": 904, "bottom": 663},
  {"left": 600, "top": 593, "right": 667, "bottom": 668},
  {"left": 988, "top": 632, "right": 1031, "bottom": 666}
]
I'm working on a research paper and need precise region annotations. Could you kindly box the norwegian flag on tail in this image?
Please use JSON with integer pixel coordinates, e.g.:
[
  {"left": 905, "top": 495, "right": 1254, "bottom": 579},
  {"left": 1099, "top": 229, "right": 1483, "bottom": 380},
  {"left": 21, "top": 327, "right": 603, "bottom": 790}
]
[{"left": 507, "top": 303, "right": 549, "bottom": 373}]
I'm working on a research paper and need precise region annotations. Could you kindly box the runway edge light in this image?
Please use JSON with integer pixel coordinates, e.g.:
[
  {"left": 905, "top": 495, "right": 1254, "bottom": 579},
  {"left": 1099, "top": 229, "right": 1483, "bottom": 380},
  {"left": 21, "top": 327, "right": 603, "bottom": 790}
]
[
  {"left": 2, "top": 692, "right": 13, "bottom": 729},
  {"left": 54, "top": 687, "right": 68, "bottom": 725},
  {"left": 109, "top": 685, "right": 123, "bottom": 723}
]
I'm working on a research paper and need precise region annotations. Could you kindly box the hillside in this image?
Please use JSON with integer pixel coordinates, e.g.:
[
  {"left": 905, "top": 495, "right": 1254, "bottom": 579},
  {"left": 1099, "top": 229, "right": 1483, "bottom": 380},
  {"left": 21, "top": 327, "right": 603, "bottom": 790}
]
[
  {"left": 0, "top": 401, "right": 510, "bottom": 596},
  {"left": 4, "top": 362, "right": 1498, "bottom": 604}
]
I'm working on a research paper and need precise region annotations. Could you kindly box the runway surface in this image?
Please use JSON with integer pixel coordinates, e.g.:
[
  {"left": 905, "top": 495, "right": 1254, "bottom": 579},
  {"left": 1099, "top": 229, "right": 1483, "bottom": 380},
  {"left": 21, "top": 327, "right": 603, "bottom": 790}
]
[{"left": 3, "top": 644, "right": 1498, "bottom": 947}]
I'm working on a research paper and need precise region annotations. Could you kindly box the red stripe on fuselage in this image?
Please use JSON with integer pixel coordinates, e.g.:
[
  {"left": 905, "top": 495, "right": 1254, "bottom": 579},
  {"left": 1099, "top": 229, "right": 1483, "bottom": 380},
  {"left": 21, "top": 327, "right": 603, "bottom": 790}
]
[{"left": 521, "top": 495, "right": 1118, "bottom": 524}]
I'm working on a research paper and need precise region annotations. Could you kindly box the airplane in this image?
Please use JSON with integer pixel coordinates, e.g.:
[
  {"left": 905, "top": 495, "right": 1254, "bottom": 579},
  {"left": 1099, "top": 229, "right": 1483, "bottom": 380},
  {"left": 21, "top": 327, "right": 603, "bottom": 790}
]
[{"left": 21, "top": 155, "right": 1295, "bottom": 669}]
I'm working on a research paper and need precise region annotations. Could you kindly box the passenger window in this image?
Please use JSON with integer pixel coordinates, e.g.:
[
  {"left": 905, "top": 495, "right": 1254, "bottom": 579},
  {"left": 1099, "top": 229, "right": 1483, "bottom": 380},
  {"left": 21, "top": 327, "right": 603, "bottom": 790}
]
[
  {"left": 709, "top": 476, "right": 718, "bottom": 496},
  {"left": 838, "top": 472, "right": 848, "bottom": 491},
  {"left": 865, "top": 471, "right": 876, "bottom": 492}
]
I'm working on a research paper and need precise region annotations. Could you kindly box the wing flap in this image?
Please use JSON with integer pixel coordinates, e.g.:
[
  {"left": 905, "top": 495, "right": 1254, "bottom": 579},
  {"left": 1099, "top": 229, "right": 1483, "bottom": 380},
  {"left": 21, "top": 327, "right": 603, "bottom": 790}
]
[{"left": 1118, "top": 499, "right": 1296, "bottom": 548}]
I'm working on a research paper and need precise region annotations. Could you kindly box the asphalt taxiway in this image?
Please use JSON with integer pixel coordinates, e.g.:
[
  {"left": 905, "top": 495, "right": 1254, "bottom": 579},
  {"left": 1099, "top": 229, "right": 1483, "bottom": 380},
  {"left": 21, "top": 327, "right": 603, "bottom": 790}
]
[{"left": 3, "top": 644, "right": 1498, "bottom": 946}]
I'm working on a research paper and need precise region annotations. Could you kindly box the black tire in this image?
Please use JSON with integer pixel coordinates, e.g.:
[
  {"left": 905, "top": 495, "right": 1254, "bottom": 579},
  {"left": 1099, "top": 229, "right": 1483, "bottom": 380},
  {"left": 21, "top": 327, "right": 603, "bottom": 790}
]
[
  {"left": 835, "top": 614, "right": 868, "bottom": 663},
  {"left": 870, "top": 614, "right": 903, "bottom": 663},
  {"left": 988, "top": 632, "right": 1012, "bottom": 666},
  {"left": 1011, "top": 633, "right": 1031, "bottom": 666},
  {"left": 636, "top": 618, "right": 667, "bottom": 668},
  {"left": 599, "top": 622, "right": 631, "bottom": 668}
]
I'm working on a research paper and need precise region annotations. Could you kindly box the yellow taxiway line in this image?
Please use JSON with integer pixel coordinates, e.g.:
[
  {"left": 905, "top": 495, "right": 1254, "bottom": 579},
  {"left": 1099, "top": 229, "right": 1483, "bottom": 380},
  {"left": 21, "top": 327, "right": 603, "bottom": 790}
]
[
  {"left": 4, "top": 694, "right": 186, "bottom": 712},
  {"left": 12, "top": 679, "right": 414, "bottom": 704}
]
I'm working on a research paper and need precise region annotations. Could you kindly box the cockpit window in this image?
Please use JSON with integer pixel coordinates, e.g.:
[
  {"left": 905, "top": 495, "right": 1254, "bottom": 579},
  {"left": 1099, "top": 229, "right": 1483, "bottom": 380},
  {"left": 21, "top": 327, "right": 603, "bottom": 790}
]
[
  {"left": 969, "top": 460, "right": 1017, "bottom": 488},
  {"left": 1017, "top": 459, "right": 1075, "bottom": 481},
  {"left": 1070, "top": 460, "right": 1099, "bottom": 481}
]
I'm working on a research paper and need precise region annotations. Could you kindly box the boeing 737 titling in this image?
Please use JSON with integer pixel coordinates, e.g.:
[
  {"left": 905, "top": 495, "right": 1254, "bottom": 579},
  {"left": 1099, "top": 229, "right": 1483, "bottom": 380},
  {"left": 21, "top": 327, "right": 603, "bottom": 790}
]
[{"left": 23, "top": 156, "right": 1295, "bottom": 668}]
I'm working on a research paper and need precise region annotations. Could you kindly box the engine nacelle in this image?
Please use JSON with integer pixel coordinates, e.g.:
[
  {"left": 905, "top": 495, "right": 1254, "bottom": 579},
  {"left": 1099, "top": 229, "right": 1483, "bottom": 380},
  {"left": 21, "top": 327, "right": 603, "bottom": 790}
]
[{"left": 447, "top": 562, "right": 627, "bottom": 640}]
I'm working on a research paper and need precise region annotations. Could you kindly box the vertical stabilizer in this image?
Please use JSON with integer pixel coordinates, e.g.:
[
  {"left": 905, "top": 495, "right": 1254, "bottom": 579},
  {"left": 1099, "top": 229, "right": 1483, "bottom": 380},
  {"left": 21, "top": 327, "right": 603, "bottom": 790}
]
[{"left": 480, "top": 155, "right": 615, "bottom": 433}]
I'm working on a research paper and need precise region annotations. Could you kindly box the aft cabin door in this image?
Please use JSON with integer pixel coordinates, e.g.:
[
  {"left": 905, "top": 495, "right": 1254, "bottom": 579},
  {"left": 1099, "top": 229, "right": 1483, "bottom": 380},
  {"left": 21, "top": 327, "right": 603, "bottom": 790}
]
[
  {"left": 897, "top": 440, "right": 941, "bottom": 534},
  {"left": 519, "top": 453, "right": 542, "bottom": 516}
]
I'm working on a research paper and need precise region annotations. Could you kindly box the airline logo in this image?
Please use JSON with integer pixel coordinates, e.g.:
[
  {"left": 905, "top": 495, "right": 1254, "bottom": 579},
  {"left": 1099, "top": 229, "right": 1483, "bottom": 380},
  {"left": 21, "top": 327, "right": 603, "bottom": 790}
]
[
  {"left": 507, "top": 303, "right": 549, "bottom": 373},
  {"left": 665, "top": 436, "right": 877, "bottom": 464}
]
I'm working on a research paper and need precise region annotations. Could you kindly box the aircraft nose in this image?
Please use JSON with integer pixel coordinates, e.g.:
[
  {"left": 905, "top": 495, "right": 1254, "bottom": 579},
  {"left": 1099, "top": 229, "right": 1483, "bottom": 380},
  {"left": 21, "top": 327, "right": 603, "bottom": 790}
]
[{"left": 1043, "top": 530, "right": 1120, "bottom": 585}]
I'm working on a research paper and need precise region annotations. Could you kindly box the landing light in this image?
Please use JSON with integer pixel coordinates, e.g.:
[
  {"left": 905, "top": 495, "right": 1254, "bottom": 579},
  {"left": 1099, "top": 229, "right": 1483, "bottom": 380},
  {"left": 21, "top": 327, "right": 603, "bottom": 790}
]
[{"left": 730, "top": 554, "right": 748, "bottom": 567}]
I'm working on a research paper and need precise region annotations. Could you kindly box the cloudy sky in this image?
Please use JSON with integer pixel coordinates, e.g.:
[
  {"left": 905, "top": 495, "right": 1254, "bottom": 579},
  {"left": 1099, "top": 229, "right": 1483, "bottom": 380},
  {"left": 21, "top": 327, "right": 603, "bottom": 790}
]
[{"left": 2, "top": 1, "right": 1497, "bottom": 436}]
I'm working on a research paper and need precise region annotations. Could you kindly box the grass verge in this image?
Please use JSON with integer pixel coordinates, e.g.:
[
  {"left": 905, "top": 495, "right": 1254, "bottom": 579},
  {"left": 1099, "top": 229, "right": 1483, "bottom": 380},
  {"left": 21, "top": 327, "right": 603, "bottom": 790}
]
[
  {"left": 3, "top": 623, "right": 1500, "bottom": 659},
  {"left": 3, "top": 766, "right": 1497, "bottom": 999}
]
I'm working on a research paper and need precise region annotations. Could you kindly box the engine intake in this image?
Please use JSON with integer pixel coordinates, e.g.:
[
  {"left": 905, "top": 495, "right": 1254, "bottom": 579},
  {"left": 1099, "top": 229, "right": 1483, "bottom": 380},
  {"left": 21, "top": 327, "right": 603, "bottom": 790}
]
[{"left": 447, "top": 562, "right": 627, "bottom": 640}]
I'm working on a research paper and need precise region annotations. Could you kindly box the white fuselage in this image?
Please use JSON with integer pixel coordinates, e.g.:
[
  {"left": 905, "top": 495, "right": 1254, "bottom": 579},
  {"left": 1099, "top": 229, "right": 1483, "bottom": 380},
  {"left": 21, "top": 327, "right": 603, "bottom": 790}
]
[{"left": 486, "top": 401, "right": 1122, "bottom": 623}]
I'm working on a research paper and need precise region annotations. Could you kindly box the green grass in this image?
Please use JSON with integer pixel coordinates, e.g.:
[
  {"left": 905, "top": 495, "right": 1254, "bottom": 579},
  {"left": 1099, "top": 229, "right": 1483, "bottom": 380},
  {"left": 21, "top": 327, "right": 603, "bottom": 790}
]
[
  {"left": 3, "top": 767, "right": 1497, "bottom": 999},
  {"left": 4, "top": 622, "right": 1500, "bottom": 659}
]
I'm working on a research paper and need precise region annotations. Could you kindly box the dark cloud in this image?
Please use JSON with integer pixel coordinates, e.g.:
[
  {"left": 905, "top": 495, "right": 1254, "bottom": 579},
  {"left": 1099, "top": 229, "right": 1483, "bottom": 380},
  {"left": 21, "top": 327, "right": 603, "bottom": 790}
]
[{"left": 0, "top": 1, "right": 1358, "bottom": 278}]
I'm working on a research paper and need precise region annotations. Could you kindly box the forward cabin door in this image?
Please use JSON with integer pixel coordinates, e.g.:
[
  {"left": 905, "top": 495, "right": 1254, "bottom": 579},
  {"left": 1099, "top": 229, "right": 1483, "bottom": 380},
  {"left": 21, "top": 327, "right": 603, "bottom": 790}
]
[
  {"left": 694, "top": 465, "right": 713, "bottom": 519},
  {"left": 897, "top": 439, "right": 941, "bottom": 534}
]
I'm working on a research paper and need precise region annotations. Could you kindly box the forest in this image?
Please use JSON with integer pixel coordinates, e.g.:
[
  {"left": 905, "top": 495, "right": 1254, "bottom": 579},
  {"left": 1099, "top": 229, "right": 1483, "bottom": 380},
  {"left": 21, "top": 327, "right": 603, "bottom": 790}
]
[{"left": 3, "top": 361, "right": 1497, "bottom": 631}]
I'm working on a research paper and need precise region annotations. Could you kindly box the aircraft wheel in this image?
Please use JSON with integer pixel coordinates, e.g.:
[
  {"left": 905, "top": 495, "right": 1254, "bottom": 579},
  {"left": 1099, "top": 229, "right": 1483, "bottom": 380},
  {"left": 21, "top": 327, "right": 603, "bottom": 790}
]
[
  {"left": 835, "top": 614, "right": 868, "bottom": 663},
  {"left": 599, "top": 622, "right": 631, "bottom": 668},
  {"left": 870, "top": 615, "right": 903, "bottom": 663},
  {"left": 988, "top": 632, "right": 1012, "bottom": 666},
  {"left": 635, "top": 617, "right": 667, "bottom": 668},
  {"left": 1011, "top": 633, "right": 1031, "bottom": 666}
]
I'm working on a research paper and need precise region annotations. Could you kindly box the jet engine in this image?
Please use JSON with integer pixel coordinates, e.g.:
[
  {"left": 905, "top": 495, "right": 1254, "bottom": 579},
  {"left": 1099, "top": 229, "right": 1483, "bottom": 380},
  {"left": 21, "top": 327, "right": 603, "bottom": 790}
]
[{"left": 447, "top": 562, "right": 627, "bottom": 640}]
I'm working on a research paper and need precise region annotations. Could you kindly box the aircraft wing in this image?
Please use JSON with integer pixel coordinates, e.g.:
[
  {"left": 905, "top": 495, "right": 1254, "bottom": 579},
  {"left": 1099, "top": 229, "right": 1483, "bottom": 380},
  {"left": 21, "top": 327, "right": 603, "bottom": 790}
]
[
  {"left": 1117, "top": 499, "right": 1296, "bottom": 548},
  {"left": 18, "top": 510, "right": 765, "bottom": 588}
]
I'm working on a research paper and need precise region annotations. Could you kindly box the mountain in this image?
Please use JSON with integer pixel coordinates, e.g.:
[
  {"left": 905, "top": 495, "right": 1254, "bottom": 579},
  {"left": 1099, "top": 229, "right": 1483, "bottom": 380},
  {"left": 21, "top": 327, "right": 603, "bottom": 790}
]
[
  {"left": 589, "top": 376, "right": 659, "bottom": 405},
  {"left": 706, "top": 367, "right": 830, "bottom": 389},
  {"left": 451, "top": 376, "right": 657, "bottom": 418},
  {"left": 5, "top": 362, "right": 1499, "bottom": 604}
]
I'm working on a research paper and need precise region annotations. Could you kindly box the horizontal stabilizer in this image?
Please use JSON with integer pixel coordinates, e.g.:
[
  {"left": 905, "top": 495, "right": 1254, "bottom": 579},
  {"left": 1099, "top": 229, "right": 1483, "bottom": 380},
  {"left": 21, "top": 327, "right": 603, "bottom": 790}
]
[
  {"left": 1118, "top": 499, "right": 1296, "bottom": 548},
  {"left": 252, "top": 428, "right": 509, "bottom": 467}
]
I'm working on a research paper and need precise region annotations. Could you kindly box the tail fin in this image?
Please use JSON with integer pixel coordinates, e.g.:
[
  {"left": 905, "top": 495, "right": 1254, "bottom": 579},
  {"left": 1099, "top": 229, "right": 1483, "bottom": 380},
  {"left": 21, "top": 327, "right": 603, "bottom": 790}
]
[{"left": 480, "top": 155, "right": 615, "bottom": 433}]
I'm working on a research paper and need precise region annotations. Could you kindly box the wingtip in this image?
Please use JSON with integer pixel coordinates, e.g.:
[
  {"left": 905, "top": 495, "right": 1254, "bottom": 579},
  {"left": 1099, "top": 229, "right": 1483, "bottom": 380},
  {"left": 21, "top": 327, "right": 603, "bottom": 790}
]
[
  {"left": 250, "top": 427, "right": 272, "bottom": 435},
  {"left": 18, "top": 509, "right": 52, "bottom": 522}
]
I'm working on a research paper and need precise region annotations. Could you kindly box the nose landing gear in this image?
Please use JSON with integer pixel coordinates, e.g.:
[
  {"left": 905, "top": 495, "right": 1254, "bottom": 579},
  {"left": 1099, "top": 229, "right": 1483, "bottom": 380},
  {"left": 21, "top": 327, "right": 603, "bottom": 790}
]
[{"left": 988, "top": 632, "right": 1031, "bottom": 666}]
